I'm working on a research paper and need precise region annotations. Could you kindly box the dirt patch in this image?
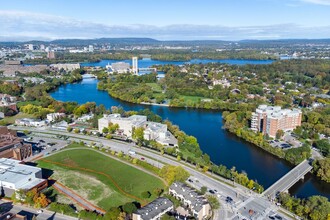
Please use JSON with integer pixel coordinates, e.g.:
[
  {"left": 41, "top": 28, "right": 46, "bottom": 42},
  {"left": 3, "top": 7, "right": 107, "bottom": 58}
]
[{"left": 52, "top": 169, "right": 114, "bottom": 206}]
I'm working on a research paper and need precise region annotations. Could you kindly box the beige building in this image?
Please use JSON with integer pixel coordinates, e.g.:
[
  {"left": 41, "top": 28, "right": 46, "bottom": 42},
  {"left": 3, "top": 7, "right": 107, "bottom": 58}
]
[
  {"left": 98, "top": 114, "right": 178, "bottom": 146},
  {"left": 251, "top": 105, "right": 302, "bottom": 138},
  {"left": 169, "top": 182, "right": 211, "bottom": 220}
]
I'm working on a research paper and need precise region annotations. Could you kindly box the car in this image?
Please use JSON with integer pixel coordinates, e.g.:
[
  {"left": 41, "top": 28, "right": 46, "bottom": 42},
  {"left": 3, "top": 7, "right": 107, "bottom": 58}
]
[
  {"left": 188, "top": 179, "right": 193, "bottom": 183},
  {"left": 226, "top": 196, "right": 233, "bottom": 203},
  {"left": 39, "top": 140, "right": 45, "bottom": 143},
  {"left": 209, "top": 190, "right": 215, "bottom": 194},
  {"left": 141, "top": 157, "right": 145, "bottom": 160},
  {"left": 274, "top": 215, "right": 282, "bottom": 220},
  {"left": 37, "top": 210, "right": 43, "bottom": 214},
  {"left": 268, "top": 216, "right": 275, "bottom": 220}
]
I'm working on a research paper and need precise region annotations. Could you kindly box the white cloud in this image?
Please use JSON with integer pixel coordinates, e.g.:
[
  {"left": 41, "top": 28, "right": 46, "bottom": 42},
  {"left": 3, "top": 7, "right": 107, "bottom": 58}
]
[
  {"left": 300, "top": 0, "right": 330, "bottom": 5},
  {"left": 0, "top": 10, "right": 329, "bottom": 41}
]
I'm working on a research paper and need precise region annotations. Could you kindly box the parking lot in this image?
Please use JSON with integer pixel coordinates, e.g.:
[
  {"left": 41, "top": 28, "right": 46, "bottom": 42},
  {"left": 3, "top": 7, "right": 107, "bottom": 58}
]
[{"left": 269, "top": 132, "right": 303, "bottom": 150}]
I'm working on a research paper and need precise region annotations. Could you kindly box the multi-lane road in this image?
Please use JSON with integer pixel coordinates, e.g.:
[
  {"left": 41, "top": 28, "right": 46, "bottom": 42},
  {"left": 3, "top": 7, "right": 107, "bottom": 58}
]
[{"left": 10, "top": 126, "right": 297, "bottom": 220}]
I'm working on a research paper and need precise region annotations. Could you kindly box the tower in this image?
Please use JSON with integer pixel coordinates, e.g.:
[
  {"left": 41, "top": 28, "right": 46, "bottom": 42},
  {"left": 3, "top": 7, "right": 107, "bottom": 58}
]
[{"left": 132, "top": 57, "right": 138, "bottom": 75}]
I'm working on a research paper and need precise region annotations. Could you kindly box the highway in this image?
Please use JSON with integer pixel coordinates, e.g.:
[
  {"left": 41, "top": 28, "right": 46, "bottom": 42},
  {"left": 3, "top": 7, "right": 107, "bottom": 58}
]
[{"left": 10, "top": 126, "right": 296, "bottom": 220}]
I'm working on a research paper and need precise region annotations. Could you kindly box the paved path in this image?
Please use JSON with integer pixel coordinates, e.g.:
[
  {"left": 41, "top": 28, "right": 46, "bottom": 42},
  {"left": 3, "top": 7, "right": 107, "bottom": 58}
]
[{"left": 53, "top": 181, "right": 106, "bottom": 214}]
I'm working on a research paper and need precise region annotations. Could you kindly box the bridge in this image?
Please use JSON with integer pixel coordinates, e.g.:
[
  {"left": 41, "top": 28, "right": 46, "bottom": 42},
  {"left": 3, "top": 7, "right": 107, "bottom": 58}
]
[{"left": 263, "top": 160, "right": 313, "bottom": 199}]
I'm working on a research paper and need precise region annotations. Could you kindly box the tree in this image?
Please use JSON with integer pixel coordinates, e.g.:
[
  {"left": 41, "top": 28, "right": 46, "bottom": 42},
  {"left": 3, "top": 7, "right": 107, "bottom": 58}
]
[
  {"left": 67, "top": 127, "right": 73, "bottom": 132},
  {"left": 102, "top": 127, "right": 109, "bottom": 134},
  {"left": 206, "top": 195, "right": 220, "bottom": 210},
  {"left": 161, "top": 214, "right": 176, "bottom": 220},
  {"left": 200, "top": 186, "right": 207, "bottom": 195},
  {"left": 141, "top": 191, "right": 151, "bottom": 198},
  {"left": 159, "top": 165, "right": 190, "bottom": 184},
  {"left": 132, "top": 127, "right": 144, "bottom": 145},
  {"left": 122, "top": 202, "right": 138, "bottom": 214},
  {"left": 104, "top": 207, "right": 121, "bottom": 220},
  {"left": 276, "top": 129, "right": 284, "bottom": 140}
]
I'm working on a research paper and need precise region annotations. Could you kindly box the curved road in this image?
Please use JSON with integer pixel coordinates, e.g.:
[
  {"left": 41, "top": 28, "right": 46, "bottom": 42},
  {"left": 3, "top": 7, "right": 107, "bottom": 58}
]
[{"left": 11, "top": 126, "right": 296, "bottom": 220}]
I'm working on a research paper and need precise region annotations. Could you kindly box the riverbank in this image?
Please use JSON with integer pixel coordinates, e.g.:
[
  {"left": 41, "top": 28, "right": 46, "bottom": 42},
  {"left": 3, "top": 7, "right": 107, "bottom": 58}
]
[{"left": 140, "top": 102, "right": 170, "bottom": 107}]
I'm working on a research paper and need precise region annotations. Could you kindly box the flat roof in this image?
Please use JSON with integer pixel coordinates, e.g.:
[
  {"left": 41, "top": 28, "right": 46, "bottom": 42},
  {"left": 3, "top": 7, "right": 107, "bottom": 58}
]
[{"left": 0, "top": 158, "right": 42, "bottom": 188}]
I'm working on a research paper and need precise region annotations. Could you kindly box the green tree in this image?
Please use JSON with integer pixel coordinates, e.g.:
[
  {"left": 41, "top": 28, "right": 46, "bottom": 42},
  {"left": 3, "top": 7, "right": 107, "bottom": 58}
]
[
  {"left": 122, "top": 202, "right": 138, "bottom": 214},
  {"left": 207, "top": 195, "right": 220, "bottom": 210},
  {"left": 200, "top": 186, "right": 207, "bottom": 195},
  {"left": 159, "top": 165, "right": 190, "bottom": 184},
  {"left": 104, "top": 207, "right": 121, "bottom": 220}
]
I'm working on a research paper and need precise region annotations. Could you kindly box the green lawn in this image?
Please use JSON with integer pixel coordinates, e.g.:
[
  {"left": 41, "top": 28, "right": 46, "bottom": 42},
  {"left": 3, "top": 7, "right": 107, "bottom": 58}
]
[
  {"left": 146, "top": 83, "right": 163, "bottom": 92},
  {"left": 37, "top": 147, "right": 165, "bottom": 209},
  {"left": 0, "top": 112, "right": 36, "bottom": 125},
  {"left": 180, "top": 95, "right": 204, "bottom": 103}
]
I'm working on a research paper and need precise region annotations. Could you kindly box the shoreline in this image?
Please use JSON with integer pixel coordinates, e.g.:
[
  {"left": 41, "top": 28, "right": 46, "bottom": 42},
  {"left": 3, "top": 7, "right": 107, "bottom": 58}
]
[{"left": 140, "top": 101, "right": 170, "bottom": 107}]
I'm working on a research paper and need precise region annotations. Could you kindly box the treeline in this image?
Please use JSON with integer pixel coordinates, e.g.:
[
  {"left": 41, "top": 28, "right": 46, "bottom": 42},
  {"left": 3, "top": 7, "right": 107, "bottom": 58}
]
[
  {"left": 222, "top": 110, "right": 312, "bottom": 165},
  {"left": 278, "top": 192, "right": 330, "bottom": 220}
]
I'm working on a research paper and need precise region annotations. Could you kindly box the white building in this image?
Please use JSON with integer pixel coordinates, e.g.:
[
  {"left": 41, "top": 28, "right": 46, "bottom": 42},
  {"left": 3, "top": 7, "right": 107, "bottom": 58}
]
[
  {"left": 99, "top": 114, "right": 147, "bottom": 137},
  {"left": 15, "top": 118, "right": 47, "bottom": 127},
  {"left": 88, "top": 45, "right": 94, "bottom": 52},
  {"left": 77, "top": 114, "right": 94, "bottom": 122},
  {"left": 0, "top": 158, "right": 47, "bottom": 196},
  {"left": 169, "top": 182, "right": 211, "bottom": 220},
  {"left": 98, "top": 114, "right": 178, "bottom": 146},
  {"left": 47, "top": 113, "right": 66, "bottom": 122},
  {"left": 107, "top": 62, "right": 131, "bottom": 74},
  {"left": 50, "top": 63, "right": 81, "bottom": 72}
]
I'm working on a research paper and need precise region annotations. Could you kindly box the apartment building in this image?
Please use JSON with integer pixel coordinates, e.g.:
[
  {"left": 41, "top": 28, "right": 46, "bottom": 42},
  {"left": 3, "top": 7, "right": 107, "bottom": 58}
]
[
  {"left": 169, "top": 182, "right": 211, "bottom": 220},
  {"left": 132, "top": 197, "right": 174, "bottom": 220},
  {"left": 251, "top": 105, "right": 302, "bottom": 138}
]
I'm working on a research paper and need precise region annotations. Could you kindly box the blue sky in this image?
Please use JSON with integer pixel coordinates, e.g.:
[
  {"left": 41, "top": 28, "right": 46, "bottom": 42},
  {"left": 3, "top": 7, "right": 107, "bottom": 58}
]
[{"left": 1, "top": 0, "right": 330, "bottom": 40}]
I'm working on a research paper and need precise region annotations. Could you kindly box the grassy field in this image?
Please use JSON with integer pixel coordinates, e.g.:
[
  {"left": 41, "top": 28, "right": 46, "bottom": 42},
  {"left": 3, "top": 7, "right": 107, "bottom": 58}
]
[
  {"left": 180, "top": 95, "right": 204, "bottom": 103},
  {"left": 37, "top": 147, "right": 165, "bottom": 209},
  {"left": 0, "top": 112, "right": 36, "bottom": 125},
  {"left": 146, "top": 83, "right": 163, "bottom": 92}
]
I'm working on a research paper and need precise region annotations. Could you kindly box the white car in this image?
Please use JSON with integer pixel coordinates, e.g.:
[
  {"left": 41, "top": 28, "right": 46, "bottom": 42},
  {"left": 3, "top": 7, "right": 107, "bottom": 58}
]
[{"left": 37, "top": 210, "right": 43, "bottom": 214}]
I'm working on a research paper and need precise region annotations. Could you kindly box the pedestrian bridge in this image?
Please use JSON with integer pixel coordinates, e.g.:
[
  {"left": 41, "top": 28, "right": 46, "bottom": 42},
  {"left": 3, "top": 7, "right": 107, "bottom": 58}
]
[{"left": 263, "top": 160, "right": 313, "bottom": 198}]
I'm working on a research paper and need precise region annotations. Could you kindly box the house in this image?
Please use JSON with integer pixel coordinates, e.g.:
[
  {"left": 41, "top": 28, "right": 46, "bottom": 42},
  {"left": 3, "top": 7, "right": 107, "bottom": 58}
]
[
  {"left": 0, "top": 112, "right": 4, "bottom": 119},
  {"left": 132, "top": 197, "right": 174, "bottom": 220},
  {"left": 76, "top": 114, "right": 94, "bottom": 122},
  {"left": 0, "top": 158, "right": 48, "bottom": 196},
  {"left": 47, "top": 113, "right": 66, "bottom": 122},
  {"left": 0, "top": 94, "right": 18, "bottom": 112},
  {"left": 169, "top": 182, "right": 211, "bottom": 220}
]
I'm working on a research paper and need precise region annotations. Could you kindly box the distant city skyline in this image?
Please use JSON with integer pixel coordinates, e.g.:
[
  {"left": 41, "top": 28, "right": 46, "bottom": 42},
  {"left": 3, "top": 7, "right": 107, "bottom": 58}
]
[{"left": 1, "top": 0, "right": 330, "bottom": 41}]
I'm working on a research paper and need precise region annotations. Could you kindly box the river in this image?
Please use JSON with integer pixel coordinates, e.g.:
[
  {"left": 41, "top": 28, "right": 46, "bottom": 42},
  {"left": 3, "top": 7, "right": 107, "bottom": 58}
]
[{"left": 50, "top": 59, "right": 330, "bottom": 199}]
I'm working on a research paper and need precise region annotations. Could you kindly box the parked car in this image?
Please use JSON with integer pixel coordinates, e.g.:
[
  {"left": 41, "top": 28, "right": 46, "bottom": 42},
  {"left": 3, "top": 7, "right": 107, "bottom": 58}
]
[
  {"left": 209, "top": 190, "right": 215, "bottom": 194},
  {"left": 141, "top": 157, "right": 145, "bottom": 161}
]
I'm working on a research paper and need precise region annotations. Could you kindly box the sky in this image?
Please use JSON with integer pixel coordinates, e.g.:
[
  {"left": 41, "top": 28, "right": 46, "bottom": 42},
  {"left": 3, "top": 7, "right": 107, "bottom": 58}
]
[{"left": 0, "top": 0, "right": 330, "bottom": 41}]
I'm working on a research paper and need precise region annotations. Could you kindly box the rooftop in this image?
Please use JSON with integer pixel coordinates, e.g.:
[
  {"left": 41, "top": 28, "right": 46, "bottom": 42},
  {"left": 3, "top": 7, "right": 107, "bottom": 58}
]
[
  {"left": 0, "top": 158, "right": 44, "bottom": 189},
  {"left": 134, "top": 197, "right": 173, "bottom": 219},
  {"left": 170, "top": 182, "right": 208, "bottom": 212}
]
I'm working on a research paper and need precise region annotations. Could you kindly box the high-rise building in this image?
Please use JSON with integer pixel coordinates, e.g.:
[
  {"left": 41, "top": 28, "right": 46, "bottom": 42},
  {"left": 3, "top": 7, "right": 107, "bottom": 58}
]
[
  {"left": 47, "top": 51, "right": 56, "bottom": 59},
  {"left": 251, "top": 105, "right": 302, "bottom": 138},
  {"left": 132, "top": 57, "right": 138, "bottom": 75},
  {"left": 40, "top": 44, "right": 45, "bottom": 50},
  {"left": 88, "top": 45, "right": 94, "bottom": 52},
  {"left": 27, "top": 44, "right": 34, "bottom": 50}
]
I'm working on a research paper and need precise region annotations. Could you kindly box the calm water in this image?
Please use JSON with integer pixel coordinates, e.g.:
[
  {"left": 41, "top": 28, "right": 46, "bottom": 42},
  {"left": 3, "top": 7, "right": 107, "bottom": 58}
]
[
  {"left": 80, "top": 58, "right": 274, "bottom": 68},
  {"left": 50, "top": 78, "right": 330, "bottom": 199}
]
